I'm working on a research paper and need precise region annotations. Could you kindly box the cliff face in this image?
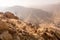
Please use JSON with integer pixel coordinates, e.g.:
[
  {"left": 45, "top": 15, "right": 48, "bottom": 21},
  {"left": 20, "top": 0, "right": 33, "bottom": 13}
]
[{"left": 0, "top": 12, "right": 60, "bottom": 40}]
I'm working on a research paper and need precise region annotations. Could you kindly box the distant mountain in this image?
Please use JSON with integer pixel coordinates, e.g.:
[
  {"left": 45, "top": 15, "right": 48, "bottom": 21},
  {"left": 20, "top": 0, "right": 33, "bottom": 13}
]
[
  {"left": 0, "top": 4, "right": 59, "bottom": 26},
  {"left": 41, "top": 4, "right": 60, "bottom": 18},
  {"left": 42, "top": 4, "right": 60, "bottom": 24},
  {"left": 28, "top": 4, "right": 60, "bottom": 25},
  {"left": 41, "top": 4, "right": 60, "bottom": 13},
  {"left": 4, "top": 6, "right": 53, "bottom": 25}
]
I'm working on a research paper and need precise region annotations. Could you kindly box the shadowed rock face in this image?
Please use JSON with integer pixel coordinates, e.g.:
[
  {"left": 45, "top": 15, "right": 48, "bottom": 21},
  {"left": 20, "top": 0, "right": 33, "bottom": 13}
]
[{"left": 0, "top": 12, "right": 60, "bottom": 40}]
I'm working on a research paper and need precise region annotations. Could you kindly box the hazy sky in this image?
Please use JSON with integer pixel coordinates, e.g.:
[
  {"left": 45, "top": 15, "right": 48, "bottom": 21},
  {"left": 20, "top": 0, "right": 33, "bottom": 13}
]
[{"left": 0, "top": 0, "right": 60, "bottom": 7}]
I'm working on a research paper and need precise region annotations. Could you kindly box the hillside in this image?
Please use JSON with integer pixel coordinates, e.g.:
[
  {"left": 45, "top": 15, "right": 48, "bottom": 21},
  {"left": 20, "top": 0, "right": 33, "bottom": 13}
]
[{"left": 0, "top": 12, "right": 60, "bottom": 40}]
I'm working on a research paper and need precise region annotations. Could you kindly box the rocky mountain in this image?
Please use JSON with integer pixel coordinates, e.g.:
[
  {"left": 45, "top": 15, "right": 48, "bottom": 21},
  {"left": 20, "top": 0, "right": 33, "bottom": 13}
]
[
  {"left": 4, "top": 6, "right": 53, "bottom": 25},
  {"left": 0, "top": 4, "right": 59, "bottom": 25},
  {"left": 0, "top": 12, "right": 60, "bottom": 40},
  {"left": 42, "top": 4, "right": 60, "bottom": 25}
]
